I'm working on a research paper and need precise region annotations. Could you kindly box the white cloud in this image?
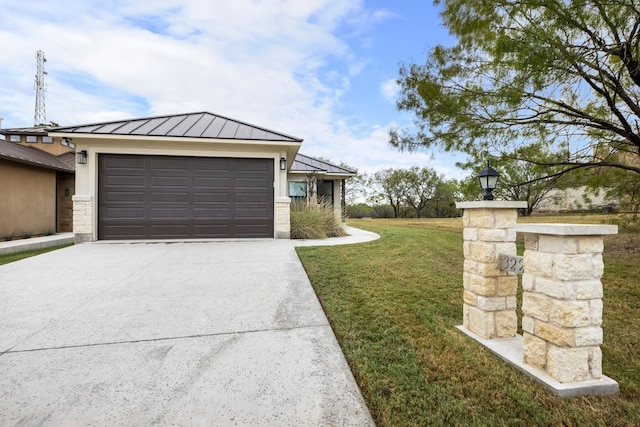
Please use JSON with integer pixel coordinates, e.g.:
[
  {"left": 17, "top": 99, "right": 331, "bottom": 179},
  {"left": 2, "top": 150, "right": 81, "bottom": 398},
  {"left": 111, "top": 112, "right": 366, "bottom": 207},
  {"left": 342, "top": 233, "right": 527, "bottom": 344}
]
[
  {"left": 0, "top": 0, "right": 463, "bottom": 179},
  {"left": 380, "top": 78, "right": 399, "bottom": 103}
]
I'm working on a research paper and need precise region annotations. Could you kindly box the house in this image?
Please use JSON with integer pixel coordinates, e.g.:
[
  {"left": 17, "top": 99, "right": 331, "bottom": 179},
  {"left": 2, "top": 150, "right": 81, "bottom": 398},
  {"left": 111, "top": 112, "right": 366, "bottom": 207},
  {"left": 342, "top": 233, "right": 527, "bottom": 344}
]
[
  {"left": 0, "top": 136, "right": 75, "bottom": 238},
  {"left": 47, "top": 112, "right": 355, "bottom": 243}
]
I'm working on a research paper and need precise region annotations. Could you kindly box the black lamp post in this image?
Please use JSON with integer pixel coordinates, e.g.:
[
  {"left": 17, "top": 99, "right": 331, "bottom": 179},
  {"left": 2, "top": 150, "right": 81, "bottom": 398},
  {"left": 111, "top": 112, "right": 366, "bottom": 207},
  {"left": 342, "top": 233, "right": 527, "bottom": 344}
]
[{"left": 478, "top": 165, "right": 499, "bottom": 200}]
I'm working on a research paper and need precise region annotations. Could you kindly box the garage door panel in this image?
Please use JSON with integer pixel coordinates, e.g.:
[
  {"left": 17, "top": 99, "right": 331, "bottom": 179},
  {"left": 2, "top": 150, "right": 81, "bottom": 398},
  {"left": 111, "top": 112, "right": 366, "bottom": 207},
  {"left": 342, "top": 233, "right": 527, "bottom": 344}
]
[
  {"left": 150, "top": 192, "right": 190, "bottom": 203},
  {"left": 105, "top": 191, "right": 145, "bottom": 202},
  {"left": 104, "top": 157, "right": 145, "bottom": 169},
  {"left": 102, "top": 225, "right": 147, "bottom": 239},
  {"left": 193, "top": 193, "right": 229, "bottom": 203},
  {"left": 234, "top": 209, "right": 271, "bottom": 218},
  {"left": 106, "top": 176, "right": 146, "bottom": 186},
  {"left": 104, "top": 207, "right": 146, "bottom": 219},
  {"left": 151, "top": 157, "right": 190, "bottom": 168},
  {"left": 99, "top": 154, "right": 273, "bottom": 239},
  {"left": 149, "top": 207, "right": 190, "bottom": 219},
  {"left": 194, "top": 177, "right": 230, "bottom": 187},
  {"left": 235, "top": 193, "right": 271, "bottom": 203},
  {"left": 149, "top": 225, "right": 191, "bottom": 237},
  {"left": 193, "top": 208, "right": 231, "bottom": 218}
]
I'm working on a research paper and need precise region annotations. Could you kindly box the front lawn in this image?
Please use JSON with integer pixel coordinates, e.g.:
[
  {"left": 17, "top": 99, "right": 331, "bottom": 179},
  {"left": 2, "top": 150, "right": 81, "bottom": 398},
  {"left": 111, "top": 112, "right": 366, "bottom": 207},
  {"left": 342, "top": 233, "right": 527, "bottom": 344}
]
[{"left": 296, "top": 217, "right": 640, "bottom": 426}]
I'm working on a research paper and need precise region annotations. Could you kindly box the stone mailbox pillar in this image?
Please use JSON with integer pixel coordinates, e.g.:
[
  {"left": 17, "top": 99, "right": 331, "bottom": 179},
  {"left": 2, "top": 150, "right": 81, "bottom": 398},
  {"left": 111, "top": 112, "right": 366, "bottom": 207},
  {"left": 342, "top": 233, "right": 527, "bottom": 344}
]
[
  {"left": 516, "top": 224, "right": 618, "bottom": 385},
  {"left": 456, "top": 201, "right": 528, "bottom": 339}
]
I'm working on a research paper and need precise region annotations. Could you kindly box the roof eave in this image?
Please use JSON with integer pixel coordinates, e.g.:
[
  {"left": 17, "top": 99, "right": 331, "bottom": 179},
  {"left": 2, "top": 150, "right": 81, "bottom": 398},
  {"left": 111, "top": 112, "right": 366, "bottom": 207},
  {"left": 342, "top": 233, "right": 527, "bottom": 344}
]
[{"left": 288, "top": 170, "right": 356, "bottom": 178}]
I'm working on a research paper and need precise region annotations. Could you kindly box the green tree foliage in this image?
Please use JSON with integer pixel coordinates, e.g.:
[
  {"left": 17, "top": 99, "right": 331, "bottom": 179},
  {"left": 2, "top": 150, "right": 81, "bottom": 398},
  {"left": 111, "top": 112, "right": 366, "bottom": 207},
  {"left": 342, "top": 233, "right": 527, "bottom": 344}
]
[
  {"left": 391, "top": 0, "right": 640, "bottom": 188},
  {"left": 404, "top": 166, "right": 439, "bottom": 217},
  {"left": 372, "top": 167, "right": 458, "bottom": 217},
  {"left": 373, "top": 169, "right": 411, "bottom": 218},
  {"left": 427, "top": 179, "right": 460, "bottom": 217}
]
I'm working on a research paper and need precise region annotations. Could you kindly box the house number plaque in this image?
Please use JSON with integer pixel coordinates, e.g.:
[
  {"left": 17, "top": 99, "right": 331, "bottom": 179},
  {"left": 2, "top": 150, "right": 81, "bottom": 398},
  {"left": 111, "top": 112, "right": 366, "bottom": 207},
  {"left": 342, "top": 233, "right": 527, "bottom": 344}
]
[{"left": 499, "top": 254, "right": 524, "bottom": 274}]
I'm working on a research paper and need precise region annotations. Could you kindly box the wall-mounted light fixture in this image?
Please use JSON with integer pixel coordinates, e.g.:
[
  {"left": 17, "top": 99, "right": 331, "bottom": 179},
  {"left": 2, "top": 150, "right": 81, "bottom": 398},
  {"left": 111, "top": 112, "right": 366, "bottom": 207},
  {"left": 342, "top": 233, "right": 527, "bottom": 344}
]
[
  {"left": 280, "top": 157, "right": 287, "bottom": 171},
  {"left": 76, "top": 150, "right": 87, "bottom": 165},
  {"left": 64, "top": 188, "right": 70, "bottom": 197},
  {"left": 478, "top": 164, "right": 499, "bottom": 200}
]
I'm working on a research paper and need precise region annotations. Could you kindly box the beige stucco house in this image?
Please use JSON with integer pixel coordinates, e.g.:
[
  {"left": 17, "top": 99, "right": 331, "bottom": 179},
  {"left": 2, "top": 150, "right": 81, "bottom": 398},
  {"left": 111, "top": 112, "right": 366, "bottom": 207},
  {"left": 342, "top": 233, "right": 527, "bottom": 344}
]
[
  {"left": 0, "top": 131, "right": 75, "bottom": 238},
  {"left": 47, "top": 112, "right": 354, "bottom": 243}
]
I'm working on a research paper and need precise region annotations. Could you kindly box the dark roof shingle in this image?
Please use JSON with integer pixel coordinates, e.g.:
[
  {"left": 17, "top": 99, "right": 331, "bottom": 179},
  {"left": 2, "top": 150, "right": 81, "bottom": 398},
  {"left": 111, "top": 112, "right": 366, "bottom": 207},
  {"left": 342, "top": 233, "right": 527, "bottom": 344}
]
[{"left": 0, "top": 139, "right": 75, "bottom": 173}]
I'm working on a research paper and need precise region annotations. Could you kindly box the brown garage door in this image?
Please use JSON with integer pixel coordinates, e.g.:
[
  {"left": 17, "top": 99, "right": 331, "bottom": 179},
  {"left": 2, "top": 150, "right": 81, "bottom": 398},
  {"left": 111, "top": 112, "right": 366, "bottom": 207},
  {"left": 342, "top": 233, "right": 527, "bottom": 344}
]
[{"left": 98, "top": 154, "right": 274, "bottom": 240}]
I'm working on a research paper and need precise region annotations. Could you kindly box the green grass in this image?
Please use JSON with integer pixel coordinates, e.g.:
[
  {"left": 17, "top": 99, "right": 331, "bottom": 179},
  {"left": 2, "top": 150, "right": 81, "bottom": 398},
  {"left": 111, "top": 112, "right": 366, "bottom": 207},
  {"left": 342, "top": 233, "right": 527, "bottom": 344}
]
[
  {"left": 296, "top": 217, "right": 640, "bottom": 426},
  {"left": 0, "top": 244, "right": 73, "bottom": 266}
]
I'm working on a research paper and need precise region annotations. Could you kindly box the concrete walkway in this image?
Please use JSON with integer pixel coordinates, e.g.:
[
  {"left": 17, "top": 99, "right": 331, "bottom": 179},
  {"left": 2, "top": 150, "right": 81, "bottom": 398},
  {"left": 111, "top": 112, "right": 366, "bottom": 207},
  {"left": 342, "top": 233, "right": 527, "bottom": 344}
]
[
  {"left": 0, "top": 232, "right": 74, "bottom": 255},
  {"left": 0, "top": 228, "right": 379, "bottom": 426}
]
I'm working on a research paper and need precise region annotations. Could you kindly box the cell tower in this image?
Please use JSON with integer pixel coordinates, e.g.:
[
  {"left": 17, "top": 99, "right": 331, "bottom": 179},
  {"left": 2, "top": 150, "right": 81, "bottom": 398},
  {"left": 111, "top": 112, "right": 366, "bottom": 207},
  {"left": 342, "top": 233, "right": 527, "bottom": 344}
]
[{"left": 34, "top": 50, "right": 47, "bottom": 126}]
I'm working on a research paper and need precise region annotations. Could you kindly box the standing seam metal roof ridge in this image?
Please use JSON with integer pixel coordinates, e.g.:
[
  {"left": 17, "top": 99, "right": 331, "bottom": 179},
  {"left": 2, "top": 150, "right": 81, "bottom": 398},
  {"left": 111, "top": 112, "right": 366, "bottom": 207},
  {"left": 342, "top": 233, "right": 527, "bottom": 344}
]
[{"left": 49, "top": 111, "right": 303, "bottom": 142}]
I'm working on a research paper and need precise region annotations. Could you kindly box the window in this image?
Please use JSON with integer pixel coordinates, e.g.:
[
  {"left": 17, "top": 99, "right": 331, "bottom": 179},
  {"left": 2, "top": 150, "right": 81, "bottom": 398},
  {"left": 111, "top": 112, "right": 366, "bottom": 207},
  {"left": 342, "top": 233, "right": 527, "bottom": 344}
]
[
  {"left": 318, "top": 180, "right": 334, "bottom": 205},
  {"left": 289, "top": 181, "right": 307, "bottom": 197},
  {"left": 42, "top": 136, "right": 53, "bottom": 144},
  {"left": 9, "top": 135, "right": 20, "bottom": 142},
  {"left": 26, "top": 135, "right": 37, "bottom": 143}
]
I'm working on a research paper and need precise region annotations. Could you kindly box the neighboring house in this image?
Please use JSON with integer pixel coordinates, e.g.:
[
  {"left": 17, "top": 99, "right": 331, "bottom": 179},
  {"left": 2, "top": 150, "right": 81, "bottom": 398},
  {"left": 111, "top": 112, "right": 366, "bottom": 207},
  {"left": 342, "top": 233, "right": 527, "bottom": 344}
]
[
  {"left": 536, "top": 186, "right": 617, "bottom": 213},
  {"left": 0, "top": 137, "right": 75, "bottom": 238},
  {"left": 46, "top": 111, "right": 354, "bottom": 243}
]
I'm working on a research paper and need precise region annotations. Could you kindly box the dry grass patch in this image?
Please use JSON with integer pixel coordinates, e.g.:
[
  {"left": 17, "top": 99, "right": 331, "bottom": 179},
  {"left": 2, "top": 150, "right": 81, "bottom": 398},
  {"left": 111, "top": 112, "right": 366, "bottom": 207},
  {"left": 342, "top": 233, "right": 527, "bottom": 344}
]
[{"left": 290, "top": 201, "right": 347, "bottom": 240}]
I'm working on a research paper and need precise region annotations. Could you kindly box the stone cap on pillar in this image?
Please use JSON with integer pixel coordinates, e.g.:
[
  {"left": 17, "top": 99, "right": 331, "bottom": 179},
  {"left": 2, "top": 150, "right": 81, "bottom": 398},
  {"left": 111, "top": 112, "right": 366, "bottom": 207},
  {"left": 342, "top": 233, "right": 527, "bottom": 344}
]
[
  {"left": 515, "top": 223, "right": 618, "bottom": 236},
  {"left": 456, "top": 201, "right": 528, "bottom": 209}
]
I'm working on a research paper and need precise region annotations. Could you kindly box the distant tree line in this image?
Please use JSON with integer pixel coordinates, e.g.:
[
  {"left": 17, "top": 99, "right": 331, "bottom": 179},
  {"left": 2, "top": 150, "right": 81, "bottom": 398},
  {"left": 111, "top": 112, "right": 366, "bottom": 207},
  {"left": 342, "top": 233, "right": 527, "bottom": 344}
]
[{"left": 343, "top": 166, "right": 460, "bottom": 219}]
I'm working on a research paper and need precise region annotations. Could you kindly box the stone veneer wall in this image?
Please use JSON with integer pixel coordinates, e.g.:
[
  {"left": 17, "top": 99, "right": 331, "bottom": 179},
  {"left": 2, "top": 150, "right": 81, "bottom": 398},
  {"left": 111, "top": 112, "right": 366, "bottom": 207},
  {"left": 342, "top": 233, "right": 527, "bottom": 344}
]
[
  {"left": 72, "top": 195, "right": 93, "bottom": 243},
  {"left": 518, "top": 224, "right": 617, "bottom": 383},
  {"left": 274, "top": 197, "right": 291, "bottom": 239}
]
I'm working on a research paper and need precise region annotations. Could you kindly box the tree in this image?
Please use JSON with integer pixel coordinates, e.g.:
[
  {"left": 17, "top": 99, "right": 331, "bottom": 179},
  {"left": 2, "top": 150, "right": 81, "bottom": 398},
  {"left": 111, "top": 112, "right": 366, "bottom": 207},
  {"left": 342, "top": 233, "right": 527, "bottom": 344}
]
[
  {"left": 373, "top": 169, "right": 411, "bottom": 218},
  {"left": 404, "top": 166, "right": 439, "bottom": 217},
  {"left": 390, "top": 0, "right": 640, "bottom": 188},
  {"left": 427, "top": 178, "right": 460, "bottom": 217}
]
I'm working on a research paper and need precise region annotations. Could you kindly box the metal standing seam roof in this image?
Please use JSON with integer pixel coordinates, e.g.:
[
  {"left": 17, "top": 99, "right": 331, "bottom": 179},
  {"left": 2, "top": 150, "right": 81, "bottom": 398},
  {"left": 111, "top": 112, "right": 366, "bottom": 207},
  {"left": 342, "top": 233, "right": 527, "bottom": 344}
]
[
  {"left": 48, "top": 112, "right": 303, "bottom": 142},
  {"left": 291, "top": 153, "right": 356, "bottom": 175},
  {"left": 0, "top": 139, "right": 75, "bottom": 173}
]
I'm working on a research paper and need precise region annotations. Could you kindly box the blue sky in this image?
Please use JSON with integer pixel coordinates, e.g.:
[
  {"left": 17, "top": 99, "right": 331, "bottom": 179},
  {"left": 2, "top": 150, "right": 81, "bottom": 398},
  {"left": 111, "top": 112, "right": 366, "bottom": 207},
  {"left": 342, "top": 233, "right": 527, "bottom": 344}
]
[{"left": 0, "top": 0, "right": 465, "bottom": 178}]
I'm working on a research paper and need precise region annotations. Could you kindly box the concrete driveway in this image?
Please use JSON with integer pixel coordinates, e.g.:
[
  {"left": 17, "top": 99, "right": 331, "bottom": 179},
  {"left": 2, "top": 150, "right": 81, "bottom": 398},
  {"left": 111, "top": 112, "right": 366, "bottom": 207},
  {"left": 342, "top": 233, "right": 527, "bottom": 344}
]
[{"left": 0, "top": 239, "right": 375, "bottom": 426}]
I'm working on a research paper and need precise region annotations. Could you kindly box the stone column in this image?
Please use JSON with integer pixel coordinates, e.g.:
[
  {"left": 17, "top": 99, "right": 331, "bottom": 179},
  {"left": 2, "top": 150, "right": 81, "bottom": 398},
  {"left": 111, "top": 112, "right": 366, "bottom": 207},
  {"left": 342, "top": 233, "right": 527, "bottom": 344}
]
[
  {"left": 274, "top": 197, "right": 291, "bottom": 239},
  {"left": 456, "top": 201, "right": 527, "bottom": 339},
  {"left": 516, "top": 224, "right": 617, "bottom": 383},
  {"left": 72, "top": 195, "right": 94, "bottom": 243}
]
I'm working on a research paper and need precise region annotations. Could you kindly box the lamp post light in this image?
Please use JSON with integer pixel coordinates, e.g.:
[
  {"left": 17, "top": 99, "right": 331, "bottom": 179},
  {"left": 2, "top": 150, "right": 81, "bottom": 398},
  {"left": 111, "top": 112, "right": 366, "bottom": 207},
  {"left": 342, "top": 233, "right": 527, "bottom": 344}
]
[{"left": 478, "top": 165, "right": 499, "bottom": 200}]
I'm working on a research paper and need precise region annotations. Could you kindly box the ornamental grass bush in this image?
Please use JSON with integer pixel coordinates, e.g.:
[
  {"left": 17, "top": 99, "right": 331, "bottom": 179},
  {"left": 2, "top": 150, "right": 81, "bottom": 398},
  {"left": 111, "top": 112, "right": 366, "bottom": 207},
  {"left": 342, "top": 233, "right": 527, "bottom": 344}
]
[{"left": 290, "top": 200, "right": 348, "bottom": 240}]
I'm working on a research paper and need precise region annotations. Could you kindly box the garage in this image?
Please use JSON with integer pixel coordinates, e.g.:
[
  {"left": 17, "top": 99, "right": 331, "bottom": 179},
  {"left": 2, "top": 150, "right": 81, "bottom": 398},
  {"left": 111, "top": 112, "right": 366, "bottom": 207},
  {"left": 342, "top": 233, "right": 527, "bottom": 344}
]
[
  {"left": 98, "top": 154, "right": 274, "bottom": 240},
  {"left": 50, "top": 111, "right": 303, "bottom": 242}
]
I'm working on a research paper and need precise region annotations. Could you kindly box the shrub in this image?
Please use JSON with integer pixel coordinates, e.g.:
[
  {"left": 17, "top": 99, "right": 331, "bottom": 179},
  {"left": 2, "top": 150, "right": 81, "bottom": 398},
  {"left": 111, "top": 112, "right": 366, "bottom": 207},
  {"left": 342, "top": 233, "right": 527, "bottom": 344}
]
[{"left": 290, "top": 201, "right": 348, "bottom": 239}]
